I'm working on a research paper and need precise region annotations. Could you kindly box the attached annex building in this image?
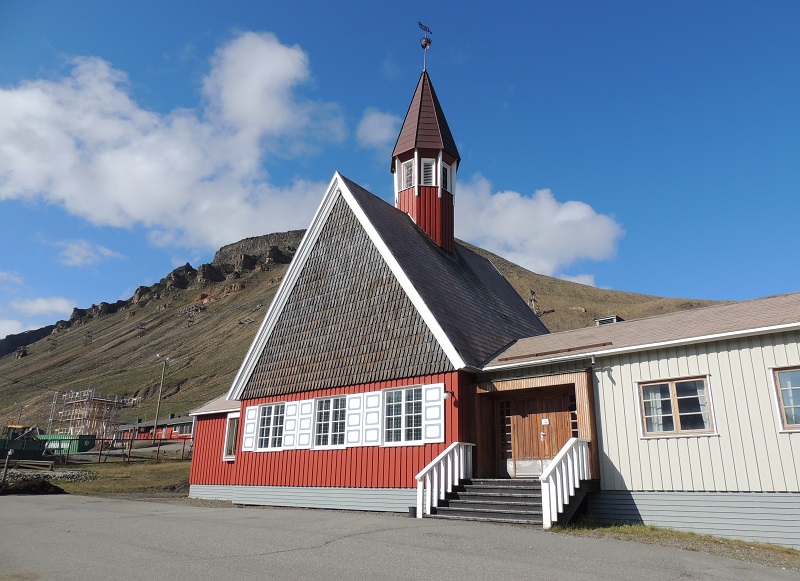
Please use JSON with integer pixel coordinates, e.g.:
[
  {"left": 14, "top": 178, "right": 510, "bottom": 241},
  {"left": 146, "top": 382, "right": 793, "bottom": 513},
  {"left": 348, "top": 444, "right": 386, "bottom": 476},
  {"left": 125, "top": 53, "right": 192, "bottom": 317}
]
[{"left": 189, "top": 70, "right": 800, "bottom": 549}]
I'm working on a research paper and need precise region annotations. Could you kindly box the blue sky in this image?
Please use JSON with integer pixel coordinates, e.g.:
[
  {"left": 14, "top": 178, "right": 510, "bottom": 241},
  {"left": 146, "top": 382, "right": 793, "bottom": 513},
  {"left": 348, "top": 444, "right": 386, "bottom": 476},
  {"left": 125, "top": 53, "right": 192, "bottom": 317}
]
[{"left": 1, "top": 1, "right": 799, "bottom": 337}]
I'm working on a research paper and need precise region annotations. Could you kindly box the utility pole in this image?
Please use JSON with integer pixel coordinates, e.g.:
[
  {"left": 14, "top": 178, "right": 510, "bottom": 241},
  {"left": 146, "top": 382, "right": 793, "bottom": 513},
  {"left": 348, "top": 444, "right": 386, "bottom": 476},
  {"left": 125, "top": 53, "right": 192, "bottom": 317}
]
[{"left": 152, "top": 354, "right": 171, "bottom": 446}]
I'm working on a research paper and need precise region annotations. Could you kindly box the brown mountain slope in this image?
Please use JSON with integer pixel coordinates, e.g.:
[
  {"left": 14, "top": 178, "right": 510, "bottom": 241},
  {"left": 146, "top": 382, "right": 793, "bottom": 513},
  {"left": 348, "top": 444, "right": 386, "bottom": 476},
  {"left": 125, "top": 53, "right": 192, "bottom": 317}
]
[{"left": 0, "top": 233, "right": 720, "bottom": 429}]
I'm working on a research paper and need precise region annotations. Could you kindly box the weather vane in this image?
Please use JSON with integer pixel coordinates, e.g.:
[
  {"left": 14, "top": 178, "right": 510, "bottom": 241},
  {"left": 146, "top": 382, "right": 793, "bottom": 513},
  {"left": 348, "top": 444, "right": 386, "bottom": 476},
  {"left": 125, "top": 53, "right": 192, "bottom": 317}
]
[{"left": 418, "top": 21, "right": 432, "bottom": 70}]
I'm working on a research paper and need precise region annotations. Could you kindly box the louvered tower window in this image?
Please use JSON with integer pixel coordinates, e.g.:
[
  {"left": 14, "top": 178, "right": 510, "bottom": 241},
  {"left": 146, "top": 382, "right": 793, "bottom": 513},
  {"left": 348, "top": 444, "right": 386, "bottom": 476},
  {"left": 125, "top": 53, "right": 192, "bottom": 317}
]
[
  {"left": 421, "top": 159, "right": 436, "bottom": 186},
  {"left": 441, "top": 163, "right": 451, "bottom": 191},
  {"left": 401, "top": 160, "right": 414, "bottom": 189}
]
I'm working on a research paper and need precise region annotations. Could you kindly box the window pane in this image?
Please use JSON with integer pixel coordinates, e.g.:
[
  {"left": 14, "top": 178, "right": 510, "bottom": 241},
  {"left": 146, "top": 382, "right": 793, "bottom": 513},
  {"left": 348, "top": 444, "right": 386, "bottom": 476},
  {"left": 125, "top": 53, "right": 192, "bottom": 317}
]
[
  {"left": 225, "top": 417, "right": 239, "bottom": 457},
  {"left": 781, "top": 387, "right": 800, "bottom": 408},
  {"left": 647, "top": 415, "right": 674, "bottom": 432},
  {"left": 679, "top": 412, "right": 709, "bottom": 431},
  {"left": 778, "top": 370, "right": 800, "bottom": 390},
  {"left": 786, "top": 406, "right": 800, "bottom": 426},
  {"left": 675, "top": 379, "right": 708, "bottom": 426}
]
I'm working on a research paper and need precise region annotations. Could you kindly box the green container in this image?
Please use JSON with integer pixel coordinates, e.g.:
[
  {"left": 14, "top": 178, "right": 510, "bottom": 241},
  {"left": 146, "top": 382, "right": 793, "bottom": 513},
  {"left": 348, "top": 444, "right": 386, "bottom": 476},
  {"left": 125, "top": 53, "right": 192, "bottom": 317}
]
[{"left": 39, "top": 434, "right": 97, "bottom": 454}]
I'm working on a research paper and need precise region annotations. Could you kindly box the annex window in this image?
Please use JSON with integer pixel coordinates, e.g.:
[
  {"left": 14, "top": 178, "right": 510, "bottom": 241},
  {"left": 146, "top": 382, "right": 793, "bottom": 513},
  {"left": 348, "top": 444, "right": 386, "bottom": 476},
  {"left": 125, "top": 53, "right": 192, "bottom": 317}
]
[
  {"left": 223, "top": 412, "right": 240, "bottom": 460},
  {"left": 420, "top": 159, "right": 436, "bottom": 186},
  {"left": 774, "top": 367, "right": 800, "bottom": 429},
  {"left": 401, "top": 160, "right": 414, "bottom": 189},
  {"left": 441, "top": 163, "right": 451, "bottom": 191},
  {"left": 384, "top": 387, "right": 423, "bottom": 443},
  {"left": 257, "top": 403, "right": 285, "bottom": 449},
  {"left": 639, "top": 377, "right": 712, "bottom": 436},
  {"left": 315, "top": 396, "right": 347, "bottom": 447}
]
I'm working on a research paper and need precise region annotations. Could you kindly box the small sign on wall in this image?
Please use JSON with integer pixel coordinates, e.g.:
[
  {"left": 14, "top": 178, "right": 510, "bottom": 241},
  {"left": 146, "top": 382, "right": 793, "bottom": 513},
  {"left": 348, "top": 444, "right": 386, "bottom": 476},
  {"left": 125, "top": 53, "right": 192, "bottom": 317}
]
[{"left": 541, "top": 418, "right": 550, "bottom": 426}]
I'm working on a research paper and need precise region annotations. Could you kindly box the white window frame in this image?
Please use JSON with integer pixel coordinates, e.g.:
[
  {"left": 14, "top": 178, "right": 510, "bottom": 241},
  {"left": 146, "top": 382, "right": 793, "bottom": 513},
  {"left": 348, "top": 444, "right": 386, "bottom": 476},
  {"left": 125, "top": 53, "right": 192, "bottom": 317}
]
[
  {"left": 314, "top": 396, "right": 347, "bottom": 448},
  {"left": 222, "top": 412, "right": 240, "bottom": 461},
  {"left": 256, "top": 403, "right": 286, "bottom": 451},
  {"left": 772, "top": 366, "right": 800, "bottom": 431},
  {"left": 441, "top": 162, "right": 451, "bottom": 192},
  {"left": 637, "top": 376, "right": 715, "bottom": 438},
  {"left": 420, "top": 158, "right": 436, "bottom": 186},
  {"left": 401, "top": 160, "right": 414, "bottom": 189},
  {"left": 383, "top": 386, "right": 424, "bottom": 446}
]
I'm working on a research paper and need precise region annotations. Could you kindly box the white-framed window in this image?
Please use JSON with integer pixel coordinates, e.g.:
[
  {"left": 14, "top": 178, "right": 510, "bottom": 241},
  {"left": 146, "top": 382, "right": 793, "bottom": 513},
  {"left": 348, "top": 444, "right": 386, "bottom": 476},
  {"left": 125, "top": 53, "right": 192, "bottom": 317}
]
[
  {"left": 441, "top": 162, "right": 451, "bottom": 191},
  {"left": 420, "top": 159, "right": 436, "bottom": 186},
  {"left": 223, "top": 412, "right": 240, "bottom": 460},
  {"left": 314, "top": 396, "right": 347, "bottom": 447},
  {"left": 401, "top": 160, "right": 414, "bottom": 189},
  {"left": 257, "top": 403, "right": 285, "bottom": 449},
  {"left": 384, "top": 387, "right": 423, "bottom": 443},
  {"left": 774, "top": 367, "right": 800, "bottom": 430},
  {"left": 639, "top": 377, "right": 713, "bottom": 436}
]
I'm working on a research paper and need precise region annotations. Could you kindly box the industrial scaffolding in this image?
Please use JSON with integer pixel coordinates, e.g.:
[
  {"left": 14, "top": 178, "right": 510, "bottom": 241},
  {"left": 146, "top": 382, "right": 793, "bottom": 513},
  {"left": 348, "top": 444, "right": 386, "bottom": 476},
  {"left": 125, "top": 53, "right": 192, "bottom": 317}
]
[{"left": 48, "top": 389, "right": 140, "bottom": 438}]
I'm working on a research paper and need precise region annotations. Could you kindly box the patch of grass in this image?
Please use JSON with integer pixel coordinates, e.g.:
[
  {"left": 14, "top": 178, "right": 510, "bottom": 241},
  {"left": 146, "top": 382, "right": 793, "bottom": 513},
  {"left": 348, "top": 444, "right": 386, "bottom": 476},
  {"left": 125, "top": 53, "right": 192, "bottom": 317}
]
[
  {"left": 53, "top": 460, "right": 191, "bottom": 494},
  {"left": 553, "top": 517, "right": 800, "bottom": 573}
]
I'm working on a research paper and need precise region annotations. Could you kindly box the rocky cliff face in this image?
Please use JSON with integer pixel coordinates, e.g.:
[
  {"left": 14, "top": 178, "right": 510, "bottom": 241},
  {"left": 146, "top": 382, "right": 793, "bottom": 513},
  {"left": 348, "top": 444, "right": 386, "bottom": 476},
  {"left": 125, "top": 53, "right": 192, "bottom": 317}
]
[
  {"left": 4, "top": 231, "right": 308, "bottom": 348},
  {"left": 213, "top": 230, "right": 304, "bottom": 270}
]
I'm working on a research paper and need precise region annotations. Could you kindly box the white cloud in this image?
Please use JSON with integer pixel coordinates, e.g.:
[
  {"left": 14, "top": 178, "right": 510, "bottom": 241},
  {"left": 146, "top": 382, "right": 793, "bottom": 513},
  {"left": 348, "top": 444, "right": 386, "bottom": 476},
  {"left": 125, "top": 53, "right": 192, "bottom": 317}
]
[
  {"left": 11, "top": 297, "right": 76, "bottom": 317},
  {"left": 0, "top": 319, "right": 25, "bottom": 338},
  {"left": 0, "top": 32, "right": 344, "bottom": 250},
  {"left": 356, "top": 108, "right": 401, "bottom": 151},
  {"left": 455, "top": 175, "right": 624, "bottom": 279},
  {"left": 52, "top": 239, "right": 126, "bottom": 266},
  {"left": 0, "top": 271, "right": 23, "bottom": 284}
]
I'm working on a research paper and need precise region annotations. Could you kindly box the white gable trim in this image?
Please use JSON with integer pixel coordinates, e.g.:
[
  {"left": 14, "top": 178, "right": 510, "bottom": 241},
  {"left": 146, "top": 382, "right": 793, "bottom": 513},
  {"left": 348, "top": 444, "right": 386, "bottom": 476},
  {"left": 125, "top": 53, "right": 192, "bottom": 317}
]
[
  {"left": 338, "top": 178, "right": 466, "bottom": 370},
  {"left": 227, "top": 172, "right": 467, "bottom": 401},
  {"left": 226, "top": 175, "right": 345, "bottom": 401}
]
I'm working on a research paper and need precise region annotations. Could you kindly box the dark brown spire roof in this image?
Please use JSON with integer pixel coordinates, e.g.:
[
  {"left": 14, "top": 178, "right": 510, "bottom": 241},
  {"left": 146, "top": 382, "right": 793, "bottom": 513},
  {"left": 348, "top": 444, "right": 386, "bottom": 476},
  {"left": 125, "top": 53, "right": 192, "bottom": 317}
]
[{"left": 391, "top": 71, "right": 460, "bottom": 169}]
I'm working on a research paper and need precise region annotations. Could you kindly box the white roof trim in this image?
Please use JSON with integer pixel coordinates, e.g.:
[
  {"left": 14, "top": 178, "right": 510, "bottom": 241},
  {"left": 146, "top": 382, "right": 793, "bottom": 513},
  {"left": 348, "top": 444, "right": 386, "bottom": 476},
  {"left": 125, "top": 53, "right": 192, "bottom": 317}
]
[
  {"left": 338, "top": 178, "right": 466, "bottom": 370},
  {"left": 226, "top": 174, "right": 344, "bottom": 400},
  {"left": 484, "top": 321, "right": 800, "bottom": 372},
  {"left": 227, "top": 172, "right": 466, "bottom": 401}
]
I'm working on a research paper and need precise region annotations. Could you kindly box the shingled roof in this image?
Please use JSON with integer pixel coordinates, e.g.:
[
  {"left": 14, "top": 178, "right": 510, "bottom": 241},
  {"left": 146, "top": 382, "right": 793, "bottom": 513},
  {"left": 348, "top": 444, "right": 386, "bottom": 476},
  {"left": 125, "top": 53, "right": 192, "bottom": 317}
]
[
  {"left": 391, "top": 70, "right": 460, "bottom": 168},
  {"left": 341, "top": 176, "right": 548, "bottom": 368},
  {"left": 485, "top": 292, "right": 800, "bottom": 370},
  {"left": 228, "top": 174, "right": 548, "bottom": 400}
]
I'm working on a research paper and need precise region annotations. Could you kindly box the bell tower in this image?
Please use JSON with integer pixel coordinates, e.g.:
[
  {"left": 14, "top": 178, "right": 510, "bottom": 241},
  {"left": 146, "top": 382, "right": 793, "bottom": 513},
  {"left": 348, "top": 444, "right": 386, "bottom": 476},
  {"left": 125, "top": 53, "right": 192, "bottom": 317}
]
[{"left": 390, "top": 31, "right": 460, "bottom": 253}]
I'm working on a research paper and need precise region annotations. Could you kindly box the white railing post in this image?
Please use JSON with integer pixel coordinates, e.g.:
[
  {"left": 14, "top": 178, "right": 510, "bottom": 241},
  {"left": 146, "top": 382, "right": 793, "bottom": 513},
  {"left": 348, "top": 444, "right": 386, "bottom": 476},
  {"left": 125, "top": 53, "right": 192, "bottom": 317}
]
[
  {"left": 539, "top": 438, "right": 591, "bottom": 529},
  {"left": 416, "top": 480, "right": 424, "bottom": 519},
  {"left": 414, "top": 442, "right": 476, "bottom": 517}
]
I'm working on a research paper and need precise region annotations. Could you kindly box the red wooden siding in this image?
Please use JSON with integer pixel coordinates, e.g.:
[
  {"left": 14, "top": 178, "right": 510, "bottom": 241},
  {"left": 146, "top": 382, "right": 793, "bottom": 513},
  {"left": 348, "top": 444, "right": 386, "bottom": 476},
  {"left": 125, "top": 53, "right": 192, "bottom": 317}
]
[
  {"left": 189, "top": 414, "right": 238, "bottom": 485},
  {"left": 397, "top": 186, "right": 454, "bottom": 252},
  {"left": 190, "top": 371, "right": 473, "bottom": 488}
]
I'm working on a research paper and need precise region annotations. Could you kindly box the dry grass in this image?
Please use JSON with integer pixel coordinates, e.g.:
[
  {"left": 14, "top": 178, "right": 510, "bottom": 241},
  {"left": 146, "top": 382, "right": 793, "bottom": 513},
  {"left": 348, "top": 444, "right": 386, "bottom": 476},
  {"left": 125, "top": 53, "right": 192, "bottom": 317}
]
[
  {"left": 553, "top": 519, "right": 800, "bottom": 573},
  {"left": 53, "top": 460, "right": 191, "bottom": 494}
]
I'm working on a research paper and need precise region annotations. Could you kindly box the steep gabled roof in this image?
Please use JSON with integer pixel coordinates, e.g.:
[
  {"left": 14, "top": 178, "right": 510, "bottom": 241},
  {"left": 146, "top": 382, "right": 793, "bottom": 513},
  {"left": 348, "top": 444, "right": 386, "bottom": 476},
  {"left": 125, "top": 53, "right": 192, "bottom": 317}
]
[
  {"left": 391, "top": 70, "right": 460, "bottom": 167},
  {"left": 485, "top": 292, "right": 800, "bottom": 370},
  {"left": 227, "top": 173, "right": 547, "bottom": 400},
  {"left": 342, "top": 176, "right": 548, "bottom": 368}
]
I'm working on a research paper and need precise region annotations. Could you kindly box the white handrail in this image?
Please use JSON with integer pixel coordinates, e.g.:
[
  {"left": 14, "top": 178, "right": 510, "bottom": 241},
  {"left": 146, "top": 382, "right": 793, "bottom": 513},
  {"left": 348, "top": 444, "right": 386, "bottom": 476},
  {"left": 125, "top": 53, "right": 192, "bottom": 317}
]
[
  {"left": 415, "top": 442, "right": 475, "bottom": 518},
  {"left": 539, "top": 438, "right": 591, "bottom": 529}
]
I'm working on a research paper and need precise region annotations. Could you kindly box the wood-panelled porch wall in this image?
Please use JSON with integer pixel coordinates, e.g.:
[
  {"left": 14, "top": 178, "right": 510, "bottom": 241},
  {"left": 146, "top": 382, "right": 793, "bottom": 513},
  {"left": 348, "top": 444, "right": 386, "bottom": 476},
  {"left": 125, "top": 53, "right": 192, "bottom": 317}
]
[
  {"left": 190, "top": 370, "right": 473, "bottom": 489},
  {"left": 473, "top": 369, "right": 600, "bottom": 478}
]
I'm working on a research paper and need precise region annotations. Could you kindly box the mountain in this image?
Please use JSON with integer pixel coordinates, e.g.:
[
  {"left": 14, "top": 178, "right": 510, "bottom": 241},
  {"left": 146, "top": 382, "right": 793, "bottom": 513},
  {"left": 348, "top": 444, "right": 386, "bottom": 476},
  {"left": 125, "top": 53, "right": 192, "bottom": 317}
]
[{"left": 0, "top": 231, "right": 719, "bottom": 429}]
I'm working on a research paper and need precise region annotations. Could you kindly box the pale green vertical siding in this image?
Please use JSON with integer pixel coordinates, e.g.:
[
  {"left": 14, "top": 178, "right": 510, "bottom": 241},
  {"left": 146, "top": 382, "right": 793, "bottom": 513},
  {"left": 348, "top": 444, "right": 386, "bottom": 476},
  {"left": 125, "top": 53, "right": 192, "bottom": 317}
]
[{"left": 594, "top": 330, "right": 800, "bottom": 493}]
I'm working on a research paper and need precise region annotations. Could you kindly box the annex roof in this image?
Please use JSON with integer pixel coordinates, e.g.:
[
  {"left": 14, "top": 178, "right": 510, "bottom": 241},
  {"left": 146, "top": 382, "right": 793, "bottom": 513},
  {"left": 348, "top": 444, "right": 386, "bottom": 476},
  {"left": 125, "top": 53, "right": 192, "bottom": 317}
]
[
  {"left": 485, "top": 292, "right": 800, "bottom": 370},
  {"left": 189, "top": 395, "right": 240, "bottom": 417},
  {"left": 227, "top": 173, "right": 547, "bottom": 400},
  {"left": 391, "top": 70, "right": 460, "bottom": 167}
]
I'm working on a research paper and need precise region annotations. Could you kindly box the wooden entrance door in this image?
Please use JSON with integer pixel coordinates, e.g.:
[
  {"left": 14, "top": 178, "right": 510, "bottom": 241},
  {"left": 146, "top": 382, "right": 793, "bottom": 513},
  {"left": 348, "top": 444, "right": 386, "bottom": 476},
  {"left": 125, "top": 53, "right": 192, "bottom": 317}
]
[{"left": 501, "top": 391, "right": 573, "bottom": 477}]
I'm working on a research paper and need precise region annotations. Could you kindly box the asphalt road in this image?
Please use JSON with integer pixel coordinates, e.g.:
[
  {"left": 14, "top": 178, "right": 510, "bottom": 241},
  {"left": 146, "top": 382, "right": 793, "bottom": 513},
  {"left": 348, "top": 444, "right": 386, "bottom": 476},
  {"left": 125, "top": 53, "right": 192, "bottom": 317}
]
[{"left": 0, "top": 495, "right": 796, "bottom": 581}]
